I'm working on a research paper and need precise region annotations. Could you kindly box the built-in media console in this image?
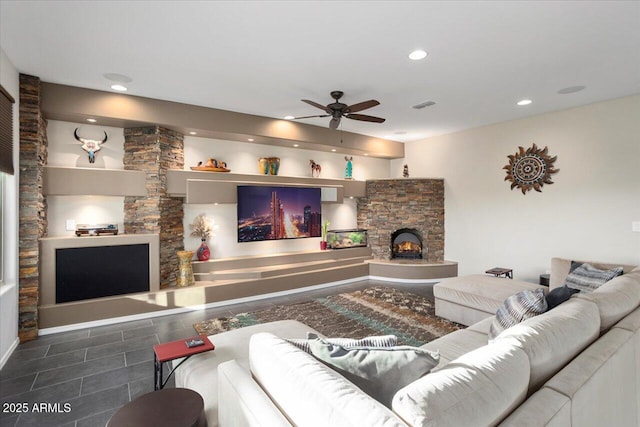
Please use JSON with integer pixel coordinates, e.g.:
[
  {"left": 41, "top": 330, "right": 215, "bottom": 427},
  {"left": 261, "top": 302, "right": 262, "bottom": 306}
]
[{"left": 39, "top": 234, "right": 160, "bottom": 306}]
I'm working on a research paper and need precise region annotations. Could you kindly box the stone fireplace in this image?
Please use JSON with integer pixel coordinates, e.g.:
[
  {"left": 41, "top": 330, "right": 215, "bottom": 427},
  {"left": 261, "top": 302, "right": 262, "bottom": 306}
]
[
  {"left": 391, "top": 228, "right": 423, "bottom": 259},
  {"left": 357, "top": 179, "right": 444, "bottom": 262}
]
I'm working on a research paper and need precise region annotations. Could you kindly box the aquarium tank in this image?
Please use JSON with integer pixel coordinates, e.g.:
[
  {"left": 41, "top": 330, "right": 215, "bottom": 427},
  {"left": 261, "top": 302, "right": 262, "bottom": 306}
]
[{"left": 326, "top": 229, "right": 368, "bottom": 249}]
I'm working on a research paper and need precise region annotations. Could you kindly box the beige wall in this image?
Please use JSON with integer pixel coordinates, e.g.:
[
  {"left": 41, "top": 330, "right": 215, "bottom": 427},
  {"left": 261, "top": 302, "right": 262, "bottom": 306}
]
[{"left": 392, "top": 95, "right": 640, "bottom": 282}]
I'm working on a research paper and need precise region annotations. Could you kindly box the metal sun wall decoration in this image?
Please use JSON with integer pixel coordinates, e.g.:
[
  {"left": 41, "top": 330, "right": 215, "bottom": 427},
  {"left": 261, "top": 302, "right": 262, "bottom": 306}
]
[{"left": 504, "top": 143, "right": 559, "bottom": 194}]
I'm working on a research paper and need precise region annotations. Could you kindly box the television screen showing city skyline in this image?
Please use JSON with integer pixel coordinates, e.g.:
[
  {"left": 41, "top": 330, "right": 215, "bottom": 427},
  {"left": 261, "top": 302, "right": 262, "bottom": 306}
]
[{"left": 237, "top": 186, "right": 322, "bottom": 242}]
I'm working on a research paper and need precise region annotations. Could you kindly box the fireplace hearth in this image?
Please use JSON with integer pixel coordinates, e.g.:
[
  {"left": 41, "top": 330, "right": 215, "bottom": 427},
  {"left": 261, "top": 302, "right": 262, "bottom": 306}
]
[{"left": 391, "top": 228, "right": 423, "bottom": 259}]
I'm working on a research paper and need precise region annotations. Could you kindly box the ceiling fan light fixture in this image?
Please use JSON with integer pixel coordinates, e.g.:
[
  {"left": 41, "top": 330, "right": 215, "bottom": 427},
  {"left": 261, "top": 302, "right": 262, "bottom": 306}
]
[
  {"left": 409, "top": 49, "right": 428, "bottom": 60},
  {"left": 86, "top": 118, "right": 97, "bottom": 123}
]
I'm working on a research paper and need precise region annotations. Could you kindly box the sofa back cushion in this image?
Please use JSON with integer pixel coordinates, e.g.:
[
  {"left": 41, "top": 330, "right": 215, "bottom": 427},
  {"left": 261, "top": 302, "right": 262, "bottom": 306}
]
[
  {"left": 493, "top": 298, "right": 600, "bottom": 392},
  {"left": 249, "top": 333, "right": 408, "bottom": 427},
  {"left": 549, "top": 258, "right": 637, "bottom": 289},
  {"left": 392, "top": 342, "right": 530, "bottom": 427},
  {"left": 575, "top": 269, "right": 640, "bottom": 332}
]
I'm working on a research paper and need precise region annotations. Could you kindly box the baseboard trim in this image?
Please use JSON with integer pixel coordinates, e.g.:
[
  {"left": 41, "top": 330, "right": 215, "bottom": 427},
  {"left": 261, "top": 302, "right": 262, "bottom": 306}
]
[
  {"left": 0, "top": 337, "right": 20, "bottom": 370},
  {"left": 38, "top": 275, "right": 370, "bottom": 336},
  {"left": 369, "top": 275, "right": 445, "bottom": 284}
]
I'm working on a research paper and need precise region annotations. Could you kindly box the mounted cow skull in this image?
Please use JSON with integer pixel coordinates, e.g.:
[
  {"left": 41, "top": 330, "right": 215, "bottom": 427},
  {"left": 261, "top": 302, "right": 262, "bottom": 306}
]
[{"left": 74, "top": 128, "right": 107, "bottom": 163}]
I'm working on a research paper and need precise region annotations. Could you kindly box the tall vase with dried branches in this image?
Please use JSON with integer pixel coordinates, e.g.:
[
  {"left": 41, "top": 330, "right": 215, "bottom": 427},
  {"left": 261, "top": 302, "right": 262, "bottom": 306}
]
[{"left": 190, "top": 214, "right": 214, "bottom": 261}]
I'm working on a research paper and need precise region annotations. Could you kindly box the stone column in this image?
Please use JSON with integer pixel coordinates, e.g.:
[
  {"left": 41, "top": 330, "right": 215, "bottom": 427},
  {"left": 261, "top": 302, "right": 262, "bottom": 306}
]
[
  {"left": 123, "top": 126, "right": 184, "bottom": 288},
  {"left": 18, "top": 74, "right": 48, "bottom": 341}
]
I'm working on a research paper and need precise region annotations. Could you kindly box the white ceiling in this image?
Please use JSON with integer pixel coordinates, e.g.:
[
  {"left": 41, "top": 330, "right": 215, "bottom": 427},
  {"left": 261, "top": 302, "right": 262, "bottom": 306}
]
[{"left": 1, "top": 1, "right": 639, "bottom": 143}]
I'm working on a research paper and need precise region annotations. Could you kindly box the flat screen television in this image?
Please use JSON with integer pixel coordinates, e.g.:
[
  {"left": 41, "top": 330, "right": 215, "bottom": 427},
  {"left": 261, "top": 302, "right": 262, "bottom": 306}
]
[{"left": 237, "top": 185, "right": 322, "bottom": 242}]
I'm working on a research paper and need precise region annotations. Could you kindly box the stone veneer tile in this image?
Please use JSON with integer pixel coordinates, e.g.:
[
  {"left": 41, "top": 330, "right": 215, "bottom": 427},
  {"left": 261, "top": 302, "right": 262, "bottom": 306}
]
[{"left": 357, "top": 179, "right": 445, "bottom": 262}]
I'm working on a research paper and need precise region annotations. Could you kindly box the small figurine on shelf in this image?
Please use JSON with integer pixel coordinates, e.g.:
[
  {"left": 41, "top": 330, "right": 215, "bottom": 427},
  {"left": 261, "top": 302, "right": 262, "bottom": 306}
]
[
  {"left": 344, "top": 156, "right": 353, "bottom": 180},
  {"left": 190, "top": 214, "right": 214, "bottom": 261},
  {"left": 320, "top": 220, "right": 330, "bottom": 250},
  {"left": 403, "top": 164, "right": 409, "bottom": 178},
  {"left": 310, "top": 160, "right": 321, "bottom": 178}
]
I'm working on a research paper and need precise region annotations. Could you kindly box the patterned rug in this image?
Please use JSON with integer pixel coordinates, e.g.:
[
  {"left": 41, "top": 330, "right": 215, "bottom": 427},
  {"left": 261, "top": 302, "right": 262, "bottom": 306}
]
[{"left": 193, "top": 286, "right": 463, "bottom": 346}]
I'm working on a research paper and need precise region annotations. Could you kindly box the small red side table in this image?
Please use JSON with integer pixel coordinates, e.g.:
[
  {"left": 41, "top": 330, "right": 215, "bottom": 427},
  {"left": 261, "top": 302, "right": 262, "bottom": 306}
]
[{"left": 153, "top": 335, "right": 215, "bottom": 390}]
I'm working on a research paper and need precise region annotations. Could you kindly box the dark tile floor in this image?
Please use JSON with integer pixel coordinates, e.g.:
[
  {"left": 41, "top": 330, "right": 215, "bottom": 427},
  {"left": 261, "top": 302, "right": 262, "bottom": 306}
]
[{"left": 0, "top": 280, "right": 434, "bottom": 426}]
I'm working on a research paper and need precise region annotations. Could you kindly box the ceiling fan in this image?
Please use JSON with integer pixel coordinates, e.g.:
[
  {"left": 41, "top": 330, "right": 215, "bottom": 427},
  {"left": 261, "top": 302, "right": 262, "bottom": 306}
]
[{"left": 293, "top": 90, "right": 386, "bottom": 130}]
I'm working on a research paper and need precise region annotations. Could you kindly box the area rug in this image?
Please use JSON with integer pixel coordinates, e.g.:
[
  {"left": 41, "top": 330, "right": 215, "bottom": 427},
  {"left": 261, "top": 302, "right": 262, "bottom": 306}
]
[{"left": 193, "top": 286, "right": 463, "bottom": 346}]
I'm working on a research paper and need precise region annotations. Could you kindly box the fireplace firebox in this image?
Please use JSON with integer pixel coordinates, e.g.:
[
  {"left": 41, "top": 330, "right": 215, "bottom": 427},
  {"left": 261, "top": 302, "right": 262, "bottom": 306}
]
[{"left": 391, "top": 228, "right": 423, "bottom": 259}]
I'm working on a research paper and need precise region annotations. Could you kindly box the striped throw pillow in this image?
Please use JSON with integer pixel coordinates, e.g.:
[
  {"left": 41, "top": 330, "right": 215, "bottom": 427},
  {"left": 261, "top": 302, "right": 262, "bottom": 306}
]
[
  {"left": 565, "top": 263, "right": 623, "bottom": 293},
  {"left": 287, "top": 333, "right": 397, "bottom": 353},
  {"left": 489, "top": 288, "right": 548, "bottom": 340}
]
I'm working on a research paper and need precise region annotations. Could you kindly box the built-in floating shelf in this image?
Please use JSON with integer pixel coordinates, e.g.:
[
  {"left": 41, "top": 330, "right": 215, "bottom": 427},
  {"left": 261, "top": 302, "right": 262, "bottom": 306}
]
[
  {"left": 43, "top": 166, "right": 147, "bottom": 197},
  {"left": 166, "top": 170, "right": 366, "bottom": 204}
]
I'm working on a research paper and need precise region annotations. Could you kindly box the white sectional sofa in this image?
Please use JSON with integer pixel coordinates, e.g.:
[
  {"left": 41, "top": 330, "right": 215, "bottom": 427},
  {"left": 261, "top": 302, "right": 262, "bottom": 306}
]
[{"left": 176, "top": 258, "right": 640, "bottom": 427}]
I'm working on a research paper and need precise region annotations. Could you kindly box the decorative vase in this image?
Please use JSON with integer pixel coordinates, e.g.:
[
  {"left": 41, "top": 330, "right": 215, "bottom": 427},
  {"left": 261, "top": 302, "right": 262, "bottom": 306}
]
[
  {"left": 320, "top": 241, "right": 328, "bottom": 250},
  {"left": 197, "top": 239, "right": 210, "bottom": 261},
  {"left": 268, "top": 157, "right": 280, "bottom": 175},
  {"left": 176, "top": 251, "right": 195, "bottom": 287},
  {"left": 258, "top": 157, "right": 269, "bottom": 174}
]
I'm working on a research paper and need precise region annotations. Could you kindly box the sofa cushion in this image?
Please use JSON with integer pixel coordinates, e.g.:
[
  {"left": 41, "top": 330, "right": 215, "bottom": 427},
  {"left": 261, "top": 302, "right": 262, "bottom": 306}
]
[
  {"left": 493, "top": 298, "right": 600, "bottom": 391},
  {"left": 287, "top": 333, "right": 397, "bottom": 353},
  {"left": 575, "top": 270, "right": 640, "bottom": 331},
  {"left": 549, "top": 257, "right": 637, "bottom": 289},
  {"left": 249, "top": 332, "right": 408, "bottom": 427},
  {"left": 565, "top": 263, "right": 623, "bottom": 292},
  {"left": 308, "top": 335, "right": 439, "bottom": 408},
  {"left": 434, "top": 275, "right": 543, "bottom": 316},
  {"left": 392, "top": 341, "right": 530, "bottom": 427},
  {"left": 488, "top": 288, "right": 548, "bottom": 340},
  {"left": 545, "top": 285, "right": 580, "bottom": 310},
  {"left": 419, "top": 328, "right": 489, "bottom": 370}
]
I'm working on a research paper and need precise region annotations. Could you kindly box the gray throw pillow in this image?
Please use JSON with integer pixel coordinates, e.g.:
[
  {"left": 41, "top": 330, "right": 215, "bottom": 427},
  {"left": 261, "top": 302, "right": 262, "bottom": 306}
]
[
  {"left": 565, "top": 263, "right": 623, "bottom": 293},
  {"left": 489, "top": 288, "right": 548, "bottom": 340},
  {"left": 287, "top": 333, "right": 397, "bottom": 353},
  {"left": 307, "top": 336, "right": 439, "bottom": 408}
]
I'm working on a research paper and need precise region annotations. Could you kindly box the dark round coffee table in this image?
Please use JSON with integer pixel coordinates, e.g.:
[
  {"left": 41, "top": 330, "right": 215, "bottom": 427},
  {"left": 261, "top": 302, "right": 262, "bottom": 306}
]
[{"left": 107, "top": 388, "right": 207, "bottom": 427}]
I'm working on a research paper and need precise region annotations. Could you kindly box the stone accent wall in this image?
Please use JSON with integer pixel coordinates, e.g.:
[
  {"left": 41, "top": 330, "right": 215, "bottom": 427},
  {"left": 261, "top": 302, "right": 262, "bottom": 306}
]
[
  {"left": 18, "top": 74, "right": 48, "bottom": 341},
  {"left": 123, "top": 126, "right": 184, "bottom": 288},
  {"left": 357, "top": 179, "right": 444, "bottom": 262}
]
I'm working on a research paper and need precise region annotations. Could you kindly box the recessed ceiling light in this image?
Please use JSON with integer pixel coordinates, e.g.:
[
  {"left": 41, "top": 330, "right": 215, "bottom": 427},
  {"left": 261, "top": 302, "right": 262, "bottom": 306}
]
[
  {"left": 394, "top": 131, "right": 407, "bottom": 135},
  {"left": 331, "top": 149, "right": 337, "bottom": 152},
  {"left": 364, "top": 153, "right": 369, "bottom": 156},
  {"left": 293, "top": 144, "right": 299, "bottom": 148},
  {"left": 517, "top": 99, "right": 532, "bottom": 106},
  {"left": 557, "top": 85, "right": 586, "bottom": 94},
  {"left": 111, "top": 84, "right": 128, "bottom": 92},
  {"left": 409, "top": 49, "right": 428, "bottom": 60},
  {"left": 248, "top": 138, "right": 254, "bottom": 142},
  {"left": 189, "top": 131, "right": 197, "bottom": 135},
  {"left": 86, "top": 118, "right": 97, "bottom": 123},
  {"left": 284, "top": 115, "right": 295, "bottom": 120}
]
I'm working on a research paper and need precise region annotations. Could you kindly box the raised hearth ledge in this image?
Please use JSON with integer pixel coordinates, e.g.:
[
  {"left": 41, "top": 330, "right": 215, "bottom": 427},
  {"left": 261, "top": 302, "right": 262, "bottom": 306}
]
[{"left": 367, "top": 259, "right": 458, "bottom": 282}]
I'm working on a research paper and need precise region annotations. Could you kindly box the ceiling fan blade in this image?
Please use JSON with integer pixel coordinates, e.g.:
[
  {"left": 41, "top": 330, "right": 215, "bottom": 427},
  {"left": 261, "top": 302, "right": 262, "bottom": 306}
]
[
  {"left": 302, "top": 99, "right": 332, "bottom": 113},
  {"left": 292, "top": 114, "right": 331, "bottom": 120},
  {"left": 344, "top": 100, "right": 380, "bottom": 113},
  {"left": 329, "top": 117, "right": 341, "bottom": 130},
  {"left": 345, "top": 113, "right": 386, "bottom": 123}
]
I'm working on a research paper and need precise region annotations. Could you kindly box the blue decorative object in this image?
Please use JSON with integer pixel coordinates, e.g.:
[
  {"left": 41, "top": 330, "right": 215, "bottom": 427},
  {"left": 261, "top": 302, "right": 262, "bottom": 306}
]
[{"left": 344, "top": 156, "right": 353, "bottom": 179}]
